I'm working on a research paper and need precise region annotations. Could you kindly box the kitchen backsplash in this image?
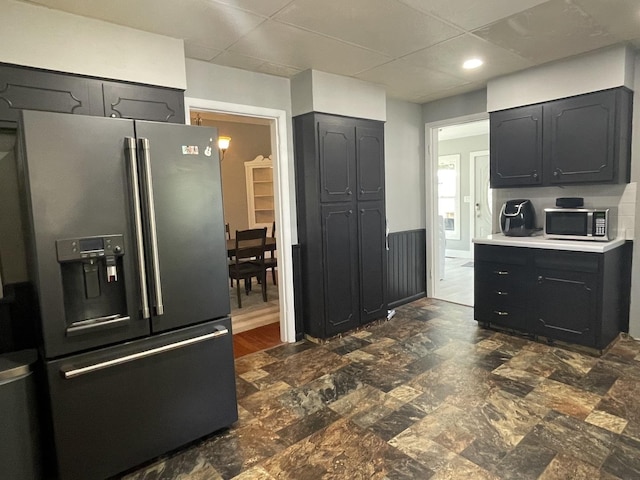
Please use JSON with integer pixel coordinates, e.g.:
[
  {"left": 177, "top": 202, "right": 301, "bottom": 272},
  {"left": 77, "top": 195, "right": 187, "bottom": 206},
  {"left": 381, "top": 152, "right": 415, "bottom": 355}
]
[{"left": 493, "top": 182, "right": 637, "bottom": 240}]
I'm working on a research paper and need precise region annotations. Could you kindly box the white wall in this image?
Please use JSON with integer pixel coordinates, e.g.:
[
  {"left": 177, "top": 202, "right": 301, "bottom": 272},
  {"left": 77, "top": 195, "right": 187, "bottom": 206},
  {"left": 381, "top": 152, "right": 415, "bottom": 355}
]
[
  {"left": 488, "top": 45, "right": 634, "bottom": 111},
  {"left": 422, "top": 90, "right": 487, "bottom": 124},
  {"left": 291, "top": 70, "right": 387, "bottom": 121},
  {"left": 385, "top": 98, "right": 424, "bottom": 232},
  {"left": 185, "top": 59, "right": 297, "bottom": 241},
  {"left": 186, "top": 60, "right": 293, "bottom": 114},
  {"left": 0, "top": 0, "right": 186, "bottom": 88}
]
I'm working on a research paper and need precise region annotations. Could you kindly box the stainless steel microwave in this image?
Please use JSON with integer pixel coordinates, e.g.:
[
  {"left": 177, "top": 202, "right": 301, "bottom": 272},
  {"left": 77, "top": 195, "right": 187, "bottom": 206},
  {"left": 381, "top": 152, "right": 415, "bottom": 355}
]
[{"left": 544, "top": 208, "right": 616, "bottom": 241}]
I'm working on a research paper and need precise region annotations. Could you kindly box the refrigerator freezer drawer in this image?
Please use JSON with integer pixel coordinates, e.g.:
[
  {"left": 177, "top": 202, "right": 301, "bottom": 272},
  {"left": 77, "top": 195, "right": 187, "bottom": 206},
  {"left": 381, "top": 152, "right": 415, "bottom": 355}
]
[{"left": 44, "top": 318, "right": 238, "bottom": 480}]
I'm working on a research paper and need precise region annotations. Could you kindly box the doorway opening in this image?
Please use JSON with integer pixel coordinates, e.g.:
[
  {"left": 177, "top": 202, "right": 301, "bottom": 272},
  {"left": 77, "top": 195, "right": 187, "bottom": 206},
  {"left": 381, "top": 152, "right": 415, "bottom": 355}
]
[
  {"left": 185, "top": 98, "right": 296, "bottom": 353},
  {"left": 426, "top": 116, "right": 490, "bottom": 306}
]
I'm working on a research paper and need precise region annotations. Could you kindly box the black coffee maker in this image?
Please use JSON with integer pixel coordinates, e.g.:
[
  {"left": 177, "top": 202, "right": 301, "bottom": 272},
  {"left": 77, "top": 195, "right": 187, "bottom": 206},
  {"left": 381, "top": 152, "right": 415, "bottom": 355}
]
[{"left": 500, "top": 199, "right": 536, "bottom": 237}]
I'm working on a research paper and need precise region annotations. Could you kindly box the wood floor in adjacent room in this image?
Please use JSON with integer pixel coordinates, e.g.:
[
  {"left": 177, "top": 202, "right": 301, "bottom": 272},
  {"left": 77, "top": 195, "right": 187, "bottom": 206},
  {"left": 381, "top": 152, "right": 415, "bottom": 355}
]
[{"left": 233, "top": 321, "right": 281, "bottom": 358}]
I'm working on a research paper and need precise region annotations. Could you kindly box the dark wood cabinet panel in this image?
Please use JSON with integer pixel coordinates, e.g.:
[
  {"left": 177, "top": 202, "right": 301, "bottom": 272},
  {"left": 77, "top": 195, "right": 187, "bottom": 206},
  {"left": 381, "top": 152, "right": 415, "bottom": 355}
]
[
  {"left": 318, "top": 121, "right": 356, "bottom": 203},
  {"left": 490, "top": 105, "right": 543, "bottom": 187},
  {"left": 490, "top": 87, "right": 632, "bottom": 188},
  {"left": 356, "top": 125, "right": 385, "bottom": 201},
  {"left": 295, "top": 112, "right": 387, "bottom": 338},
  {"left": 474, "top": 243, "right": 631, "bottom": 350},
  {"left": 474, "top": 260, "right": 530, "bottom": 331},
  {"left": 358, "top": 201, "right": 386, "bottom": 324},
  {"left": 103, "top": 82, "right": 185, "bottom": 124},
  {"left": 0, "top": 63, "right": 186, "bottom": 127},
  {"left": 322, "top": 204, "right": 359, "bottom": 336},
  {"left": 534, "top": 268, "right": 597, "bottom": 347},
  {"left": 0, "top": 64, "right": 103, "bottom": 127},
  {"left": 544, "top": 90, "right": 616, "bottom": 184}
]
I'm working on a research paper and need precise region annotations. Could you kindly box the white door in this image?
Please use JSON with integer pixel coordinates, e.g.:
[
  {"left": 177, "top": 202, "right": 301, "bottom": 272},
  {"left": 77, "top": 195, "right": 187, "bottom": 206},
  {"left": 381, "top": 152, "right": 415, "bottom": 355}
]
[{"left": 472, "top": 151, "right": 492, "bottom": 239}]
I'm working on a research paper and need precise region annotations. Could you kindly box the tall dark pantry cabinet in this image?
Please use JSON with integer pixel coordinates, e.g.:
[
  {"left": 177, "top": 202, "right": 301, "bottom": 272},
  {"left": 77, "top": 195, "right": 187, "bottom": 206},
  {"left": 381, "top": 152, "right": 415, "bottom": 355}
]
[{"left": 294, "top": 112, "right": 387, "bottom": 339}]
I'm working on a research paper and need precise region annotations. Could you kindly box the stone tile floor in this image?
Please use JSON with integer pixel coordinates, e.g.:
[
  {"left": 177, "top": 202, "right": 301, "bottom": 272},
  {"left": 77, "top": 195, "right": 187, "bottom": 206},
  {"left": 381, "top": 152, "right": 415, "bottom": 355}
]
[{"left": 121, "top": 298, "right": 640, "bottom": 479}]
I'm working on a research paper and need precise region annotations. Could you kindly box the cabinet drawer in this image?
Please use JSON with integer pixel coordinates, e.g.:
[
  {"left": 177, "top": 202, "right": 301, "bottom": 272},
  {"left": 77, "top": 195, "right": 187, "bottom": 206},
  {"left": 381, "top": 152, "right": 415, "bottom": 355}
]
[
  {"left": 475, "top": 245, "right": 528, "bottom": 265},
  {"left": 533, "top": 250, "right": 599, "bottom": 273},
  {"left": 475, "top": 283, "right": 526, "bottom": 308},
  {"left": 475, "top": 305, "right": 530, "bottom": 331},
  {"left": 475, "top": 262, "right": 528, "bottom": 291}
]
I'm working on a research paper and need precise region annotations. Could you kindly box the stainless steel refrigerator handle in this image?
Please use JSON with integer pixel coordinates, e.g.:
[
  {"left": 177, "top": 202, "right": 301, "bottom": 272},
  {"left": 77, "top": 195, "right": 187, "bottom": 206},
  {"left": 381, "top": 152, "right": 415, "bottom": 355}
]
[
  {"left": 139, "top": 137, "right": 164, "bottom": 316},
  {"left": 125, "top": 138, "right": 151, "bottom": 320},
  {"left": 61, "top": 327, "right": 229, "bottom": 379}
]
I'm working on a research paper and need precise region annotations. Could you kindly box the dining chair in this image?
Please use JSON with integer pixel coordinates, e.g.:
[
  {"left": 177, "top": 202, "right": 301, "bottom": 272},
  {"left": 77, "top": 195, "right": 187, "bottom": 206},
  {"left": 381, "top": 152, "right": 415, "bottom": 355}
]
[
  {"left": 228, "top": 228, "right": 267, "bottom": 308},
  {"left": 225, "top": 223, "right": 234, "bottom": 287},
  {"left": 264, "top": 221, "right": 277, "bottom": 285}
]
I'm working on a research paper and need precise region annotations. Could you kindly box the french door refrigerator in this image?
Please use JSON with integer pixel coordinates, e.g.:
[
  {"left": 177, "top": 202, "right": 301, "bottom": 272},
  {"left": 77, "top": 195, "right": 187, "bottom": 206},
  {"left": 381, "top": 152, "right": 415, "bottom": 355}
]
[{"left": 17, "top": 110, "right": 237, "bottom": 480}]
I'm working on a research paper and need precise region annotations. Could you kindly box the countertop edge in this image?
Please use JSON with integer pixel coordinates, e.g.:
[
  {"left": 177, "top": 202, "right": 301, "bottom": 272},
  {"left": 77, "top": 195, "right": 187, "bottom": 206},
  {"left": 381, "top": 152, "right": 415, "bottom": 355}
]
[{"left": 472, "top": 235, "right": 627, "bottom": 253}]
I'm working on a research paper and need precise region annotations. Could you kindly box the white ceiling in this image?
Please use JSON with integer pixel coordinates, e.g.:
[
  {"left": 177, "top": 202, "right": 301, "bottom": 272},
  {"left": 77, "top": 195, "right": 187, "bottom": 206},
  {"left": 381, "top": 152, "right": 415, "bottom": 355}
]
[{"left": 21, "top": 0, "right": 640, "bottom": 103}]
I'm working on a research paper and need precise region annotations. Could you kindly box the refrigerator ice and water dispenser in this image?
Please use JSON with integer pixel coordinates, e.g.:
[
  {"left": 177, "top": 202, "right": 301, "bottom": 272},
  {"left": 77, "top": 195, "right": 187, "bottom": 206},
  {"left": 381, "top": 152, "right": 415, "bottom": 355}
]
[{"left": 56, "top": 234, "right": 129, "bottom": 336}]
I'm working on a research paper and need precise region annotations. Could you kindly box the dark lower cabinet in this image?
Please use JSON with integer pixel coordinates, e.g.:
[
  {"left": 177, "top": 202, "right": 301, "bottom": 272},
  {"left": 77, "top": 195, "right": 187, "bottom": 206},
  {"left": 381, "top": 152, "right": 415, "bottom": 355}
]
[
  {"left": 0, "top": 63, "right": 185, "bottom": 127},
  {"left": 474, "top": 243, "right": 631, "bottom": 350},
  {"left": 534, "top": 268, "right": 597, "bottom": 347},
  {"left": 295, "top": 112, "right": 387, "bottom": 339},
  {"left": 321, "top": 204, "right": 359, "bottom": 336},
  {"left": 358, "top": 201, "right": 387, "bottom": 324}
]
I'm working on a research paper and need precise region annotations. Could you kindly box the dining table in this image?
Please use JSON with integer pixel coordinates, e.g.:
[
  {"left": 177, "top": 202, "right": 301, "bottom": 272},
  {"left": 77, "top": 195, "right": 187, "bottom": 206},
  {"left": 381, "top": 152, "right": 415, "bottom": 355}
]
[{"left": 226, "top": 237, "right": 276, "bottom": 257}]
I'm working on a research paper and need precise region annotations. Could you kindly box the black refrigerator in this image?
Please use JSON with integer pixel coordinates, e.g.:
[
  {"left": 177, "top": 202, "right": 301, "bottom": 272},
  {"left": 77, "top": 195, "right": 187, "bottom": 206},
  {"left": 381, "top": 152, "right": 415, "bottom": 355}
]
[{"left": 17, "top": 110, "right": 237, "bottom": 480}]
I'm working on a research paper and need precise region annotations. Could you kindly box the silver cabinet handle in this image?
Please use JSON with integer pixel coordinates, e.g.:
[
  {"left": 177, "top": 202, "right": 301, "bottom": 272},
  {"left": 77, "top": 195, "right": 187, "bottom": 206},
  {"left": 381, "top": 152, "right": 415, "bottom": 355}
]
[
  {"left": 61, "top": 328, "right": 229, "bottom": 379},
  {"left": 493, "top": 311, "right": 509, "bottom": 316},
  {"left": 495, "top": 291, "right": 508, "bottom": 296},
  {"left": 494, "top": 270, "right": 509, "bottom": 275},
  {"left": 125, "top": 138, "right": 151, "bottom": 319},
  {"left": 139, "top": 138, "right": 164, "bottom": 316}
]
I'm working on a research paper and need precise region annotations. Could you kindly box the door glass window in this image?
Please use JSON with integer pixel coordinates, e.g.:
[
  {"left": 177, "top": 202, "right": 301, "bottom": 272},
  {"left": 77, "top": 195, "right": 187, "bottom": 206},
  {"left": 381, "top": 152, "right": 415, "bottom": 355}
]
[{"left": 438, "top": 154, "right": 460, "bottom": 240}]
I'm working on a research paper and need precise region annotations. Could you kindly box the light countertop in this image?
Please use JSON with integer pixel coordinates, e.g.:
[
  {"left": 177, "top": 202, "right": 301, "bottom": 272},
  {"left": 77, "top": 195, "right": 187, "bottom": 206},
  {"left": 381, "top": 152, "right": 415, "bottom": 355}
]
[{"left": 472, "top": 233, "right": 626, "bottom": 253}]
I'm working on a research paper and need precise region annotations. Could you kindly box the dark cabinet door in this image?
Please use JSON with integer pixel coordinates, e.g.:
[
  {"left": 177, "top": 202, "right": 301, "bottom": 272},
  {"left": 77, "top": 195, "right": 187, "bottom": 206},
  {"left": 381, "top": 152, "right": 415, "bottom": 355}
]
[
  {"left": 544, "top": 90, "right": 616, "bottom": 184},
  {"left": 358, "top": 201, "right": 387, "bottom": 324},
  {"left": 318, "top": 121, "right": 356, "bottom": 203},
  {"left": 356, "top": 124, "right": 385, "bottom": 201},
  {"left": 103, "top": 82, "right": 185, "bottom": 123},
  {"left": 533, "top": 250, "right": 599, "bottom": 347},
  {"left": 321, "top": 204, "right": 359, "bottom": 336},
  {"left": 490, "top": 105, "right": 543, "bottom": 187},
  {"left": 0, "top": 64, "right": 103, "bottom": 127},
  {"left": 534, "top": 268, "right": 597, "bottom": 347}
]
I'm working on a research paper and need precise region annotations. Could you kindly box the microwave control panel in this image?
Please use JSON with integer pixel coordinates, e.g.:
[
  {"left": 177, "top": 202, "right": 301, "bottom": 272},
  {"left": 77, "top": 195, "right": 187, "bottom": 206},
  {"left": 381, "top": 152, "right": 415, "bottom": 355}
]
[{"left": 594, "top": 212, "right": 606, "bottom": 237}]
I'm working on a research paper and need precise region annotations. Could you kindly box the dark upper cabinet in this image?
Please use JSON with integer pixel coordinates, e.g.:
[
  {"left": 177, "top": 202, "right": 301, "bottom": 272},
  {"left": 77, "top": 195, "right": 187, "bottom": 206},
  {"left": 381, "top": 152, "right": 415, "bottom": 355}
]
[
  {"left": 490, "top": 105, "right": 543, "bottom": 187},
  {"left": 544, "top": 90, "right": 621, "bottom": 185},
  {"left": 0, "top": 64, "right": 103, "bottom": 127},
  {"left": 0, "top": 63, "right": 185, "bottom": 127},
  {"left": 103, "top": 81, "right": 185, "bottom": 124},
  {"left": 318, "top": 121, "right": 356, "bottom": 203},
  {"left": 490, "top": 87, "right": 632, "bottom": 188},
  {"left": 321, "top": 204, "right": 359, "bottom": 336},
  {"left": 356, "top": 125, "right": 385, "bottom": 201},
  {"left": 294, "top": 112, "right": 387, "bottom": 339}
]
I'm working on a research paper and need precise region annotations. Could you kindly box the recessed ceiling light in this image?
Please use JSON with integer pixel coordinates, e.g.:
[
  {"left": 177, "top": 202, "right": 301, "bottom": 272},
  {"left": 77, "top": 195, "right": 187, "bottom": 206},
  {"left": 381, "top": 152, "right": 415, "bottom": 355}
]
[{"left": 463, "top": 58, "right": 484, "bottom": 70}]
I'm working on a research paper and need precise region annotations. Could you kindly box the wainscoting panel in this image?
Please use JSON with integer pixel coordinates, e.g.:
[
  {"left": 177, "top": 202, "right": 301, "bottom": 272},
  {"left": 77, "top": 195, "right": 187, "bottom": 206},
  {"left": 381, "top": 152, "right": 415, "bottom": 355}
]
[{"left": 387, "top": 229, "right": 427, "bottom": 309}]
